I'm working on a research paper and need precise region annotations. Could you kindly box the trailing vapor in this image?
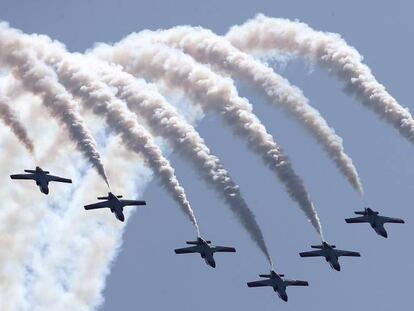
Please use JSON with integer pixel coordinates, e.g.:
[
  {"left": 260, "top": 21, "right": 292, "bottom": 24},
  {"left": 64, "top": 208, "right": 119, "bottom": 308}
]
[
  {"left": 226, "top": 15, "right": 414, "bottom": 147},
  {"left": 92, "top": 36, "right": 324, "bottom": 237},
  {"left": 0, "top": 23, "right": 110, "bottom": 187},
  {"left": 145, "top": 26, "right": 363, "bottom": 196},
  {"left": 27, "top": 35, "right": 201, "bottom": 236},
  {"left": 90, "top": 58, "right": 272, "bottom": 264}
]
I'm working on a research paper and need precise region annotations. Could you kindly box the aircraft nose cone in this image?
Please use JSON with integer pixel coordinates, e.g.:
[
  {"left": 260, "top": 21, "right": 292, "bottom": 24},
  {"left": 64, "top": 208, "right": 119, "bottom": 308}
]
[
  {"left": 334, "top": 264, "right": 341, "bottom": 272},
  {"left": 380, "top": 231, "right": 388, "bottom": 238},
  {"left": 281, "top": 294, "right": 288, "bottom": 302},
  {"left": 43, "top": 188, "right": 49, "bottom": 195},
  {"left": 208, "top": 260, "right": 216, "bottom": 268}
]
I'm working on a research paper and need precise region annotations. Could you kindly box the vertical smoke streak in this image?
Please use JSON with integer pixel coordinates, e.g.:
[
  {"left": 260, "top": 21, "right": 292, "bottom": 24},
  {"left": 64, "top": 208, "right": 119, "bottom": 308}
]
[
  {"left": 92, "top": 37, "right": 324, "bottom": 237},
  {"left": 27, "top": 35, "right": 200, "bottom": 236},
  {"left": 0, "top": 22, "right": 109, "bottom": 186},
  {"left": 148, "top": 26, "right": 363, "bottom": 196},
  {"left": 226, "top": 15, "right": 414, "bottom": 145},
  {"left": 87, "top": 58, "right": 272, "bottom": 263},
  {"left": 0, "top": 92, "right": 35, "bottom": 154}
]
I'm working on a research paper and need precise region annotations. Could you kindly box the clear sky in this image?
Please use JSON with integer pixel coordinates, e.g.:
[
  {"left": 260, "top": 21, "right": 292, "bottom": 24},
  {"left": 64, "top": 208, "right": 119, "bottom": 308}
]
[{"left": 1, "top": 1, "right": 412, "bottom": 310}]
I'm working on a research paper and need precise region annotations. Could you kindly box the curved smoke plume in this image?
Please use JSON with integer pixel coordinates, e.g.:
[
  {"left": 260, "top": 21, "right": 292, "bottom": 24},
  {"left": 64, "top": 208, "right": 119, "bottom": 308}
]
[
  {"left": 92, "top": 36, "right": 324, "bottom": 237},
  {"left": 88, "top": 58, "right": 272, "bottom": 264},
  {"left": 0, "top": 22, "right": 109, "bottom": 186},
  {"left": 26, "top": 34, "right": 200, "bottom": 235},
  {"left": 226, "top": 15, "right": 414, "bottom": 147},
  {"left": 146, "top": 26, "right": 363, "bottom": 196}
]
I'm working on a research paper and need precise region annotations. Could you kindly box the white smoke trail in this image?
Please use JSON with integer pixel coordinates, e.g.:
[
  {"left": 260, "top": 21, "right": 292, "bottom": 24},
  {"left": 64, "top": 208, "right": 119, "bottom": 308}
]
[
  {"left": 23, "top": 33, "right": 200, "bottom": 236},
  {"left": 0, "top": 86, "right": 84, "bottom": 311},
  {"left": 92, "top": 36, "right": 324, "bottom": 237},
  {"left": 226, "top": 15, "right": 414, "bottom": 146},
  {"left": 0, "top": 22, "right": 110, "bottom": 187},
  {"left": 29, "top": 135, "right": 149, "bottom": 311},
  {"left": 0, "top": 92, "right": 34, "bottom": 154},
  {"left": 148, "top": 26, "right": 363, "bottom": 196},
  {"left": 84, "top": 58, "right": 272, "bottom": 263}
]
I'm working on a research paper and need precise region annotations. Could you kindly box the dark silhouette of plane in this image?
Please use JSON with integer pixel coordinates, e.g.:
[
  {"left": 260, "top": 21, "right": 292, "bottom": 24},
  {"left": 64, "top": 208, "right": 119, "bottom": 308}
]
[
  {"left": 299, "top": 242, "right": 360, "bottom": 271},
  {"left": 174, "top": 237, "right": 236, "bottom": 268},
  {"left": 84, "top": 192, "right": 146, "bottom": 222},
  {"left": 345, "top": 207, "right": 404, "bottom": 238},
  {"left": 247, "top": 270, "right": 308, "bottom": 302},
  {"left": 10, "top": 166, "right": 72, "bottom": 194}
]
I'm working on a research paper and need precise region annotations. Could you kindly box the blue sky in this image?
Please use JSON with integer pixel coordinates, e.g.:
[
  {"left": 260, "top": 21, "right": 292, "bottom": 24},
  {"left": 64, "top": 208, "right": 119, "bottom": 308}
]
[{"left": 1, "top": 1, "right": 412, "bottom": 310}]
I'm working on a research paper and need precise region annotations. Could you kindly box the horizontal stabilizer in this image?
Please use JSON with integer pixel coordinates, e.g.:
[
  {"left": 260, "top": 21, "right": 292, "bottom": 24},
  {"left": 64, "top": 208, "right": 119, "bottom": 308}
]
[
  {"left": 97, "top": 196, "right": 109, "bottom": 200},
  {"left": 354, "top": 211, "right": 366, "bottom": 215},
  {"left": 24, "top": 169, "right": 36, "bottom": 173},
  {"left": 186, "top": 241, "right": 198, "bottom": 245},
  {"left": 259, "top": 274, "right": 271, "bottom": 278},
  {"left": 311, "top": 245, "right": 323, "bottom": 249},
  {"left": 117, "top": 195, "right": 123, "bottom": 198}
]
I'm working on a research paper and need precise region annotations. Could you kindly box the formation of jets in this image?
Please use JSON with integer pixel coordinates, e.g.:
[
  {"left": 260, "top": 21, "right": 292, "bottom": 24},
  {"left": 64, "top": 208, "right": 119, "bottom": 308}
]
[
  {"left": 10, "top": 166, "right": 146, "bottom": 222},
  {"left": 9, "top": 166, "right": 406, "bottom": 303}
]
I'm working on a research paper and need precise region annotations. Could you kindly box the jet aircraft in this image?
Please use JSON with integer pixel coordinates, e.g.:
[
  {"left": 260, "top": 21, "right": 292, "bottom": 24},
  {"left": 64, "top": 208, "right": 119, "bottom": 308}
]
[
  {"left": 247, "top": 270, "right": 308, "bottom": 302},
  {"left": 345, "top": 207, "right": 404, "bottom": 238},
  {"left": 84, "top": 192, "right": 146, "bottom": 222},
  {"left": 299, "top": 242, "right": 360, "bottom": 271},
  {"left": 174, "top": 237, "right": 236, "bottom": 268},
  {"left": 10, "top": 166, "right": 72, "bottom": 194}
]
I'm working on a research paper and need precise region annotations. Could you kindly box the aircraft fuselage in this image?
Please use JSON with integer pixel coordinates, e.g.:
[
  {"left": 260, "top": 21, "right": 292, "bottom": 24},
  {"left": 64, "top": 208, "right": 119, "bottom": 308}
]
[
  {"left": 367, "top": 218, "right": 387, "bottom": 238},
  {"left": 33, "top": 169, "right": 50, "bottom": 194},
  {"left": 324, "top": 250, "right": 341, "bottom": 271},
  {"left": 107, "top": 196, "right": 125, "bottom": 222},
  {"left": 269, "top": 276, "right": 288, "bottom": 301},
  {"left": 198, "top": 245, "right": 216, "bottom": 267}
]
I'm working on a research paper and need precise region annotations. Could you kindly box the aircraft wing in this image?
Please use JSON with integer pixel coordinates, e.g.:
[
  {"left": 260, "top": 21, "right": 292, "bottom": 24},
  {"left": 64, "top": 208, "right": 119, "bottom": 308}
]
[
  {"left": 10, "top": 173, "right": 35, "bottom": 180},
  {"left": 174, "top": 246, "right": 199, "bottom": 254},
  {"left": 284, "top": 279, "right": 309, "bottom": 287},
  {"left": 247, "top": 279, "right": 272, "bottom": 288},
  {"left": 379, "top": 216, "right": 405, "bottom": 224},
  {"left": 299, "top": 250, "right": 324, "bottom": 257},
  {"left": 345, "top": 216, "right": 369, "bottom": 223},
  {"left": 119, "top": 199, "right": 146, "bottom": 207},
  {"left": 84, "top": 201, "right": 110, "bottom": 210},
  {"left": 46, "top": 174, "right": 72, "bottom": 183},
  {"left": 211, "top": 246, "right": 236, "bottom": 253},
  {"left": 336, "top": 250, "right": 361, "bottom": 257}
]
